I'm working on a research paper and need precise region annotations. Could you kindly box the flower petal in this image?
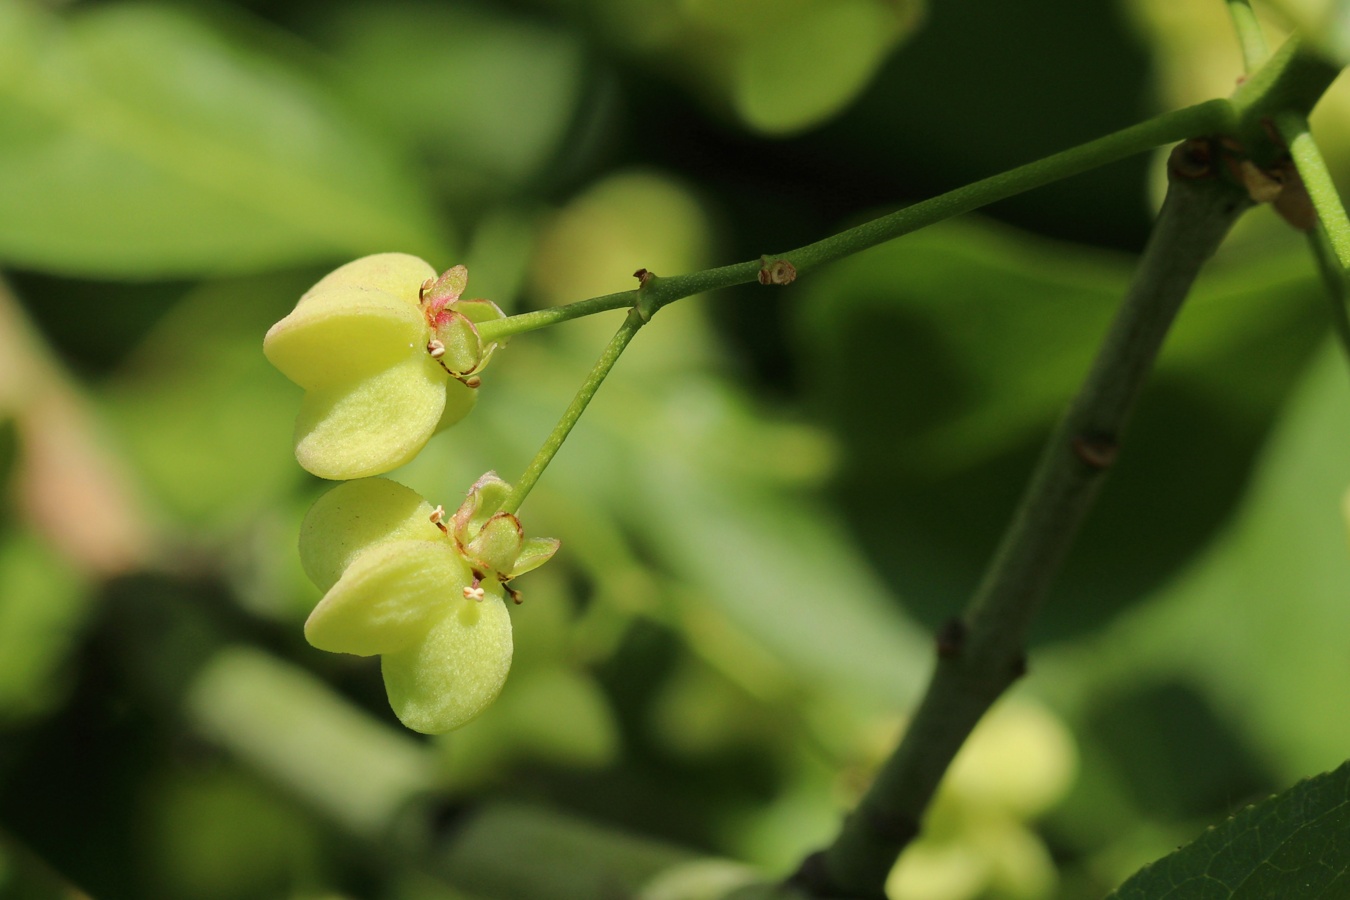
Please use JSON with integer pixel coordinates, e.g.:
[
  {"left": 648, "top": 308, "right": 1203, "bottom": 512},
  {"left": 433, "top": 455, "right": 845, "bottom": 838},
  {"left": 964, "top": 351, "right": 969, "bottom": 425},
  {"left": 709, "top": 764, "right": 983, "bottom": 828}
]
[
  {"left": 300, "top": 477, "right": 444, "bottom": 593},
  {"left": 294, "top": 354, "right": 451, "bottom": 480},
  {"left": 430, "top": 310, "right": 483, "bottom": 375},
  {"left": 298, "top": 253, "right": 434, "bottom": 307},
  {"left": 462, "top": 512, "right": 524, "bottom": 576},
  {"left": 450, "top": 472, "right": 514, "bottom": 538},
  {"left": 381, "top": 587, "right": 513, "bottom": 734},
  {"left": 509, "top": 536, "right": 561, "bottom": 579},
  {"left": 304, "top": 539, "right": 471, "bottom": 657},
  {"left": 264, "top": 284, "right": 427, "bottom": 390},
  {"left": 421, "top": 264, "right": 468, "bottom": 308}
]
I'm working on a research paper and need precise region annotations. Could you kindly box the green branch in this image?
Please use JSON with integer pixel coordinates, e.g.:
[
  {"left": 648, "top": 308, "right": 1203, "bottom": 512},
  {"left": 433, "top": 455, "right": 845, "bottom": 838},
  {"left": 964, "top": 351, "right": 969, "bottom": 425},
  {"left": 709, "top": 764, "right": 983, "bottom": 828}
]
[
  {"left": 774, "top": 100, "right": 1231, "bottom": 278},
  {"left": 1305, "top": 223, "right": 1350, "bottom": 369},
  {"left": 1272, "top": 110, "right": 1350, "bottom": 370},
  {"left": 791, "top": 145, "right": 1251, "bottom": 900},
  {"left": 484, "top": 102, "right": 1232, "bottom": 526},
  {"left": 481, "top": 100, "right": 1233, "bottom": 341},
  {"left": 1229, "top": 37, "right": 1340, "bottom": 162},
  {"left": 1225, "top": 0, "right": 1270, "bottom": 71},
  {"left": 649, "top": 100, "right": 1231, "bottom": 315},
  {"left": 499, "top": 309, "right": 647, "bottom": 516},
  {"left": 478, "top": 290, "right": 635, "bottom": 343},
  {"left": 1275, "top": 111, "right": 1350, "bottom": 265}
]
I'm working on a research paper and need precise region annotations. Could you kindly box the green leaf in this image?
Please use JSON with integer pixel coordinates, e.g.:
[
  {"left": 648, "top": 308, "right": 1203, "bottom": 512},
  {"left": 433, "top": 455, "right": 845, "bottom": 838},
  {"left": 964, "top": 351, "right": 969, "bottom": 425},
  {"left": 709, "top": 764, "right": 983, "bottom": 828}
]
[
  {"left": 0, "top": 2, "right": 447, "bottom": 277},
  {"left": 1109, "top": 760, "right": 1350, "bottom": 898}
]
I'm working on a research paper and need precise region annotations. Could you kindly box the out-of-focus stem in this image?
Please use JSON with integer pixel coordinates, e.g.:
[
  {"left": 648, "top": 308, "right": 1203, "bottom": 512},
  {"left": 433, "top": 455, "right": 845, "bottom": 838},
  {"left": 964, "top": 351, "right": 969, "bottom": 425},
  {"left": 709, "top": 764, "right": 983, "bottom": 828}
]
[{"left": 792, "top": 143, "right": 1251, "bottom": 900}]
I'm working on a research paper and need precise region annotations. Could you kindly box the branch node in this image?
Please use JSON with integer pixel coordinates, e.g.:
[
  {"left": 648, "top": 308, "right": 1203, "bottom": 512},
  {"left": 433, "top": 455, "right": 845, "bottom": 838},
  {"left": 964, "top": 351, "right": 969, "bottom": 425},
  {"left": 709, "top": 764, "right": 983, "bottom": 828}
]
[
  {"left": 633, "top": 270, "right": 660, "bottom": 322},
  {"left": 758, "top": 256, "right": 798, "bottom": 285},
  {"left": 1170, "top": 138, "right": 1219, "bottom": 180},
  {"left": 1071, "top": 432, "right": 1118, "bottom": 470}
]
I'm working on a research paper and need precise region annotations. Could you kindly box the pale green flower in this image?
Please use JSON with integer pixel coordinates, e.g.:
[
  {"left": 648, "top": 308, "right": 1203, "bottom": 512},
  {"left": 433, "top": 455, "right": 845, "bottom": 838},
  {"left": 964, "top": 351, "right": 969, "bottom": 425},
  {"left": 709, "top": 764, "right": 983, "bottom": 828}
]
[
  {"left": 300, "top": 476, "right": 558, "bottom": 733},
  {"left": 263, "top": 253, "right": 505, "bottom": 480}
]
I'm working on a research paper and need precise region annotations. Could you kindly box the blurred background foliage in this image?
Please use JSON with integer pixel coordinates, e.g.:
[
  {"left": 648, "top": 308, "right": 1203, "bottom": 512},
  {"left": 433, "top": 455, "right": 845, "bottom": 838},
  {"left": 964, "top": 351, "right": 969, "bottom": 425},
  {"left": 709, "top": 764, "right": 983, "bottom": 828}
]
[{"left": 1, "top": 0, "right": 1349, "bottom": 898}]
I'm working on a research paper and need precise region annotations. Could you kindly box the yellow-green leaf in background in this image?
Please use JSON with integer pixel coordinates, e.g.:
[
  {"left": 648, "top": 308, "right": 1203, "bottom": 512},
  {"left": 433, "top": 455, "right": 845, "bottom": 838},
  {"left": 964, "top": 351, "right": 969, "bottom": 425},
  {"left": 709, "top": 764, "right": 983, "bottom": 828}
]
[
  {"left": 322, "top": 1, "right": 588, "bottom": 202},
  {"left": 0, "top": 2, "right": 448, "bottom": 277},
  {"left": 733, "top": 0, "right": 920, "bottom": 135},
  {"left": 0, "top": 531, "right": 90, "bottom": 723}
]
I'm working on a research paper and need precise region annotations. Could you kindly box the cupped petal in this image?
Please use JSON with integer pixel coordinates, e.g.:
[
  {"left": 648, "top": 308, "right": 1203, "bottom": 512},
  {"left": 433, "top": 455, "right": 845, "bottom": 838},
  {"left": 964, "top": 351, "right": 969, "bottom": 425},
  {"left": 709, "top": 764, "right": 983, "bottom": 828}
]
[
  {"left": 298, "top": 253, "right": 435, "bottom": 307},
  {"left": 381, "top": 588, "right": 513, "bottom": 734},
  {"left": 264, "top": 284, "right": 427, "bottom": 389},
  {"left": 304, "top": 539, "right": 472, "bottom": 657},
  {"left": 462, "top": 512, "right": 524, "bottom": 577},
  {"left": 449, "top": 472, "right": 514, "bottom": 538},
  {"left": 294, "top": 354, "right": 449, "bottom": 480},
  {"left": 431, "top": 310, "right": 484, "bottom": 375},
  {"left": 421, "top": 264, "right": 468, "bottom": 308},
  {"left": 509, "top": 536, "right": 561, "bottom": 579},
  {"left": 300, "top": 477, "right": 445, "bottom": 592}
]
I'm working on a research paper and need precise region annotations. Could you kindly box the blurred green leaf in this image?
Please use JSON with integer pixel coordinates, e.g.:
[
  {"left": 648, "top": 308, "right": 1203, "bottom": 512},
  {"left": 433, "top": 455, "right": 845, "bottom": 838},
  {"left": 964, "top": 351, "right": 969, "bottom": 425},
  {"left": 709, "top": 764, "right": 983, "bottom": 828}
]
[
  {"left": 463, "top": 207, "right": 545, "bottom": 313},
  {"left": 1089, "top": 343, "right": 1350, "bottom": 780},
  {"left": 0, "top": 417, "right": 15, "bottom": 497},
  {"left": 0, "top": 831, "right": 89, "bottom": 900},
  {"left": 433, "top": 802, "right": 692, "bottom": 900},
  {"left": 0, "top": 2, "right": 447, "bottom": 277},
  {"left": 577, "top": 0, "right": 921, "bottom": 136},
  {"left": 1109, "top": 760, "right": 1350, "bottom": 899},
  {"left": 449, "top": 334, "right": 928, "bottom": 708},
  {"left": 794, "top": 217, "right": 1325, "bottom": 637},
  {"left": 797, "top": 218, "right": 1124, "bottom": 470},
  {"left": 322, "top": 1, "right": 587, "bottom": 202},
  {"left": 100, "top": 273, "right": 304, "bottom": 525},
  {"left": 188, "top": 646, "right": 436, "bottom": 839},
  {"left": 144, "top": 767, "right": 321, "bottom": 900},
  {"left": 441, "top": 667, "right": 619, "bottom": 786},
  {"left": 634, "top": 452, "right": 930, "bottom": 708},
  {"left": 732, "top": 0, "right": 918, "bottom": 135},
  {"left": 0, "top": 531, "right": 89, "bottom": 723}
]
